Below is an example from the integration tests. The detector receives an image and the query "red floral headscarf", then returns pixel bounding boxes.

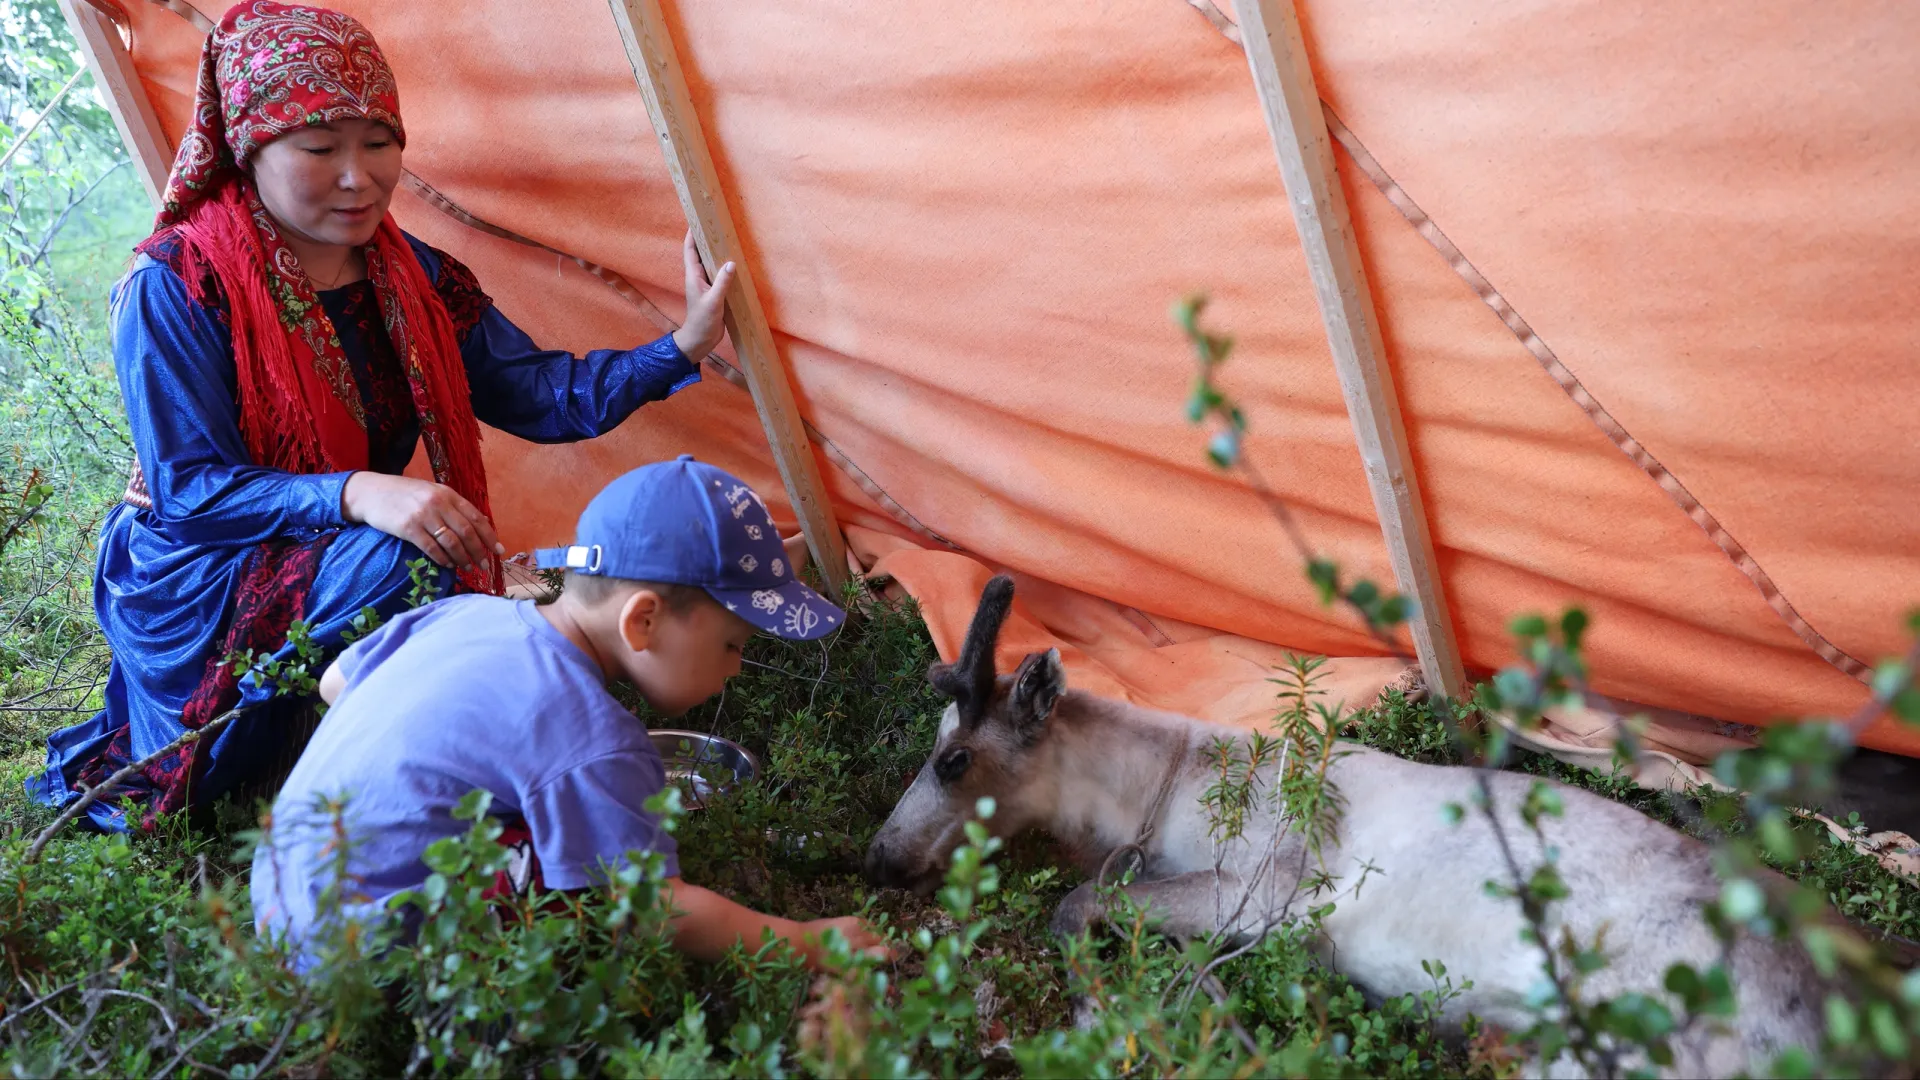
[139,0,496,592]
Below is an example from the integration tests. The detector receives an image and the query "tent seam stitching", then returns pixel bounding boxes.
[1319,108,1871,684]
[1183,0,1870,684]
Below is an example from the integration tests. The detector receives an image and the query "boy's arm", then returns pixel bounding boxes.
[520,752,888,970]
[662,876,885,971]
[317,627,382,707]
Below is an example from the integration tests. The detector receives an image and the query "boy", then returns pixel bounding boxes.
[251,455,885,971]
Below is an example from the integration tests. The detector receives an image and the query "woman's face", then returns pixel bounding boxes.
[249,117,401,248]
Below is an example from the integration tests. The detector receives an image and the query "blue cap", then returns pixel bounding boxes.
[534,456,845,641]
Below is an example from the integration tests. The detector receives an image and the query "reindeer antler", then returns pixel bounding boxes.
[929,574,1015,715]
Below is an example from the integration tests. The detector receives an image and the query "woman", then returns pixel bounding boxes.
[27,1,734,831]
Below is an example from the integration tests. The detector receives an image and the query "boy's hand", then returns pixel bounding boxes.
[796,915,892,970]
[670,230,736,363]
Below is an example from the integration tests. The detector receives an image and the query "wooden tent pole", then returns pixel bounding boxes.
[55,0,172,208]
[1234,0,1468,702]
[606,0,851,598]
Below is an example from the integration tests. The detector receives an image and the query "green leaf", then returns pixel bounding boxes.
[453,788,494,822]
[1185,385,1208,424]
[1699,965,1737,1017]
[1172,294,1203,334]
[1824,995,1858,1045]
[1770,1046,1815,1080]
[1798,925,1839,978]
[1865,1000,1907,1058]
[1526,637,1555,667]
[1370,595,1408,626]
[1871,660,1912,700]
[1664,963,1701,1003]
[1209,429,1241,467]
[1601,992,1675,1042]
[1758,812,1802,862]
[1526,864,1569,902]
[1522,782,1565,827]
[1347,579,1380,608]
[1892,686,1920,726]
[1559,608,1589,650]
[421,840,464,875]
[1306,559,1340,606]
[1509,613,1548,639]
[1483,723,1512,766]
[1719,879,1765,923]
[1491,668,1535,713]
[1441,802,1464,826]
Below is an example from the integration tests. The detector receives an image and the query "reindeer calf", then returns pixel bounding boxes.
[866,576,1834,1078]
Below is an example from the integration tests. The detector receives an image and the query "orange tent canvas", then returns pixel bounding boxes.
[90,0,1920,766]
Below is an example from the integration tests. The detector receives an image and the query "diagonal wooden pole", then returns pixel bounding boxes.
[1234,0,1468,702]
[55,0,172,208]
[606,0,851,599]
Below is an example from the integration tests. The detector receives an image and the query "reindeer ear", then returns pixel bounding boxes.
[927,661,966,700]
[1008,648,1065,740]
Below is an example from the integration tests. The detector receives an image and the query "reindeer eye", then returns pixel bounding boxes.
[934,747,972,784]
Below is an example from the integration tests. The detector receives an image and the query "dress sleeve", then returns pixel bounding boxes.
[419,241,703,445]
[112,263,351,546]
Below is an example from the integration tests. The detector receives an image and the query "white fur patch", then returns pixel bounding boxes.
[936,702,962,743]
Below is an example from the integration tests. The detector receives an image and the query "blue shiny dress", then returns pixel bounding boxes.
[27,234,698,831]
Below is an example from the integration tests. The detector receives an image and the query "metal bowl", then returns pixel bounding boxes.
[649,729,760,808]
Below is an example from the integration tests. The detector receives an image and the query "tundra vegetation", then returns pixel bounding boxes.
[3,4,1918,1074]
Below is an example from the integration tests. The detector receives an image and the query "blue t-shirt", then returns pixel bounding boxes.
[250,594,678,966]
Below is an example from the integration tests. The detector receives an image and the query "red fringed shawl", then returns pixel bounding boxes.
[137,0,497,592]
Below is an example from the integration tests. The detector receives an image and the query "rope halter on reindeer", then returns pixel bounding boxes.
[929,573,1191,890]
[1098,740,1189,889]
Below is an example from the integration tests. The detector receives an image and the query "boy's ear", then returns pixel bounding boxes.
[1007,648,1065,743]
[616,588,666,652]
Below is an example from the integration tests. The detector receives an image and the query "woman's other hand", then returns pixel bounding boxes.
[669,230,735,362]
[782,531,810,576]
[341,472,503,570]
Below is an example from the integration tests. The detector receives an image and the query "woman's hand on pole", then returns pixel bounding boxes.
[669,229,735,363]
[341,472,503,571]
